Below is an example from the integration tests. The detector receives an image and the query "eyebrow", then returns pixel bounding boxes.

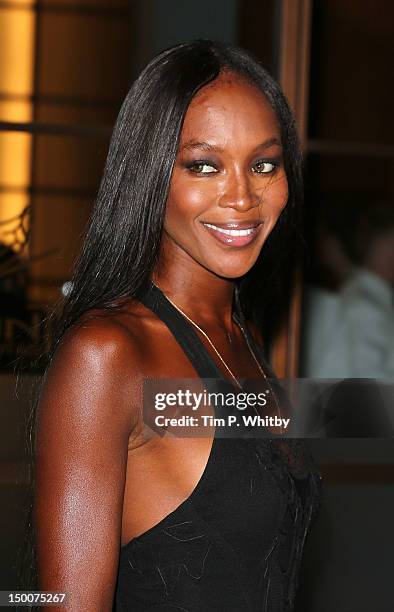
[180,137,282,152]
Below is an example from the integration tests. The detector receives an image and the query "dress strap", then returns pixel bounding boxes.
[139,280,275,385]
[232,287,275,378]
[139,281,226,381]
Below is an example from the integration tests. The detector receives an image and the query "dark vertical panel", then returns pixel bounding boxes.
[238,0,277,74]
[308,0,394,144]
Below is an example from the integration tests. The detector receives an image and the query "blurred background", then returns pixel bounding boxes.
[0,1,393,610]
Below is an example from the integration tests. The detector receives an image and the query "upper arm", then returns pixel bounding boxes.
[34,317,141,611]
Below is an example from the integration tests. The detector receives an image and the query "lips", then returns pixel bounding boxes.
[201,221,262,247]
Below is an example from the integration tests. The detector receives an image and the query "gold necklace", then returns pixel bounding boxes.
[151,281,283,428]
[154,282,242,389]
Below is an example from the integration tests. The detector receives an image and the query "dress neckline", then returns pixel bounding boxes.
[140,280,263,390]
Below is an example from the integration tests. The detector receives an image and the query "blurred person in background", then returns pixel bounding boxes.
[302,202,394,379]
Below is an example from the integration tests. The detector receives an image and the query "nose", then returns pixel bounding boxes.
[217,168,261,212]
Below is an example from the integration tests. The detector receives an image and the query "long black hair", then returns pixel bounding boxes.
[52,37,303,352]
[20,39,303,598]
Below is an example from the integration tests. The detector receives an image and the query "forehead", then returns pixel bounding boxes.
[179,72,280,145]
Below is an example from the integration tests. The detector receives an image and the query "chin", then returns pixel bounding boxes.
[206,257,259,280]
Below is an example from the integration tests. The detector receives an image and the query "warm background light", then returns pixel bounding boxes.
[0,3,36,252]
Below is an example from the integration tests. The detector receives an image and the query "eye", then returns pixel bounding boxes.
[252,160,278,174]
[186,160,218,174]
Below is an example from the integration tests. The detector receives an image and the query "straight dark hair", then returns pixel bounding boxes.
[51,37,303,354]
[20,39,304,599]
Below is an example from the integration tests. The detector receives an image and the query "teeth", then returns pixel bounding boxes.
[204,223,256,236]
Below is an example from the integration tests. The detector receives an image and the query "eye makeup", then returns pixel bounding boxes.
[185,159,218,174]
[252,157,282,174]
[182,156,282,175]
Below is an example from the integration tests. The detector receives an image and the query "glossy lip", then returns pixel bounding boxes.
[200,220,263,247]
[201,220,262,229]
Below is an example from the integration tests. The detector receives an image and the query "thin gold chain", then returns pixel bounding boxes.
[235,316,283,427]
[154,283,243,389]
[151,281,283,430]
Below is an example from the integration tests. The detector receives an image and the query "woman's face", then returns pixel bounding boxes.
[162,71,289,279]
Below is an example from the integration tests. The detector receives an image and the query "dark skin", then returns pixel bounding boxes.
[34,71,288,610]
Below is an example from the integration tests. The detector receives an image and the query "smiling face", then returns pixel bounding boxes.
[161,71,289,280]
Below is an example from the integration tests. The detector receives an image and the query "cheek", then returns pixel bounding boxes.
[164,174,212,230]
[263,173,289,215]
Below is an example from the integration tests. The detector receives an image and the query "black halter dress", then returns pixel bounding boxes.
[114,283,322,611]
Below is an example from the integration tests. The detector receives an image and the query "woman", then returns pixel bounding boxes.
[34,40,321,611]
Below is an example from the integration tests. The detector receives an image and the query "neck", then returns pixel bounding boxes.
[151,257,236,334]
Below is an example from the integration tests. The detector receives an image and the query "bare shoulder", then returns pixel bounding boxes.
[52,298,156,374]
[39,301,154,440]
